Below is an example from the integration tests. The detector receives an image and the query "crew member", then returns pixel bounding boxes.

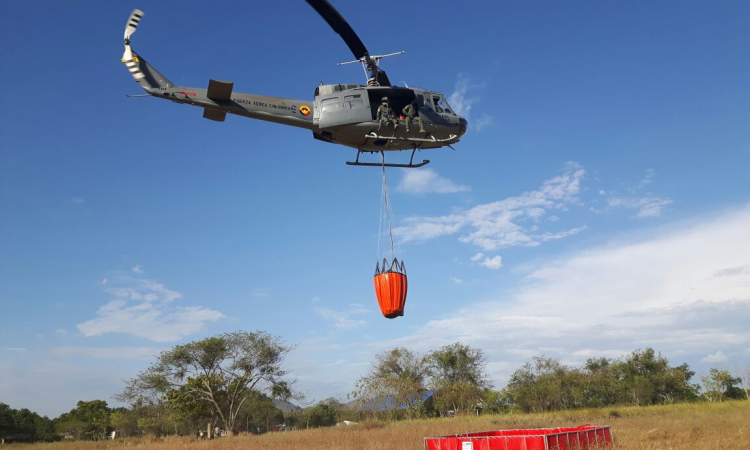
[377,97,399,131]
[402,100,425,133]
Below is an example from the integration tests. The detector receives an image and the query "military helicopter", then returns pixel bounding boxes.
[121,1,468,168]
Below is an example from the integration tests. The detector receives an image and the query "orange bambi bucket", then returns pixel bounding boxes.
[374,258,408,318]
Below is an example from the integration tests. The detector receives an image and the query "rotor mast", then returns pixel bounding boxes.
[337,52,405,86]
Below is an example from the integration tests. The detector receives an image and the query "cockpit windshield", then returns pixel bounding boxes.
[429,94,454,115]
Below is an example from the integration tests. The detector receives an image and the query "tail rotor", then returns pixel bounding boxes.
[122,9,145,80]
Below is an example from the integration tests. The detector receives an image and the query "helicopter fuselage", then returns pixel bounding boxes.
[122,5,467,166]
[139,70,466,152]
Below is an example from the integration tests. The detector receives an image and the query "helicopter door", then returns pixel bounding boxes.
[317,92,372,129]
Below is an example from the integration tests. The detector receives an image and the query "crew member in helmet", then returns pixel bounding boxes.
[377,96,399,131]
[402,100,425,133]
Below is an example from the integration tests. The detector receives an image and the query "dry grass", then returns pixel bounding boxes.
[10,401,749,450]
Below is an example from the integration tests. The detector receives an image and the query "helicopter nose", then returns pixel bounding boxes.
[459,117,468,136]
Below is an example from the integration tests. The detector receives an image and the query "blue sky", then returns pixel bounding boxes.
[1,1,749,417]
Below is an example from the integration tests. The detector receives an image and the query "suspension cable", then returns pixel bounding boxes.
[381,152,396,261]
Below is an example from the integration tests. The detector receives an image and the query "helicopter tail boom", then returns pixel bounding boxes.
[121,9,174,92]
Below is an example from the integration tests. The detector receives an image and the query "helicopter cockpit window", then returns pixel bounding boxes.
[343,94,364,109]
[432,95,454,114]
[321,97,342,113]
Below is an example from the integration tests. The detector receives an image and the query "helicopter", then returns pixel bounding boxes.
[121,1,468,168]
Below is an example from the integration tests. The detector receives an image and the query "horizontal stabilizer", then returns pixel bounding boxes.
[207,79,234,101]
[203,108,226,122]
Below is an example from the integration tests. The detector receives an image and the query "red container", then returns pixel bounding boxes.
[374,271,407,318]
[424,424,612,450]
[374,258,408,319]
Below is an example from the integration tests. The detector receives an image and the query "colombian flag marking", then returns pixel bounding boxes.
[300,105,311,116]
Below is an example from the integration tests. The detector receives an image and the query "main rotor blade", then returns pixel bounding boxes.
[376,71,391,87]
[305,0,368,61]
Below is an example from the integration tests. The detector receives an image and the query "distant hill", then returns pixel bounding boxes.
[273,398,303,413]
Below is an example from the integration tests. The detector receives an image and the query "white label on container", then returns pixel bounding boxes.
[462,442,473,450]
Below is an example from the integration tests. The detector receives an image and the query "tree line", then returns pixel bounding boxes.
[2,330,748,442]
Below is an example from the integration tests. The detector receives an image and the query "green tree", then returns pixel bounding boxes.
[583,357,626,407]
[353,347,430,419]
[0,404,55,442]
[110,408,140,437]
[741,365,750,400]
[611,349,697,405]
[504,356,572,413]
[0,403,12,438]
[427,343,492,415]
[164,376,217,431]
[701,368,744,402]
[237,391,284,433]
[117,331,294,433]
[56,400,111,440]
[304,399,340,428]
[32,415,56,442]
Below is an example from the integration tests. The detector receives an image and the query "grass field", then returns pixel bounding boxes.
[9,401,749,450]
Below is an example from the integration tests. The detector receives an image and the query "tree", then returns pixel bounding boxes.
[163,377,217,432]
[583,357,626,407]
[611,349,697,405]
[0,404,55,443]
[741,365,750,401]
[56,400,111,440]
[701,368,744,402]
[117,331,294,433]
[504,349,696,412]
[504,356,575,413]
[0,403,12,438]
[353,347,430,419]
[427,343,491,415]
[237,391,284,433]
[304,399,340,428]
[110,408,140,437]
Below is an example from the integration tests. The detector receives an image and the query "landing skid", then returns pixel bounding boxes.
[364,132,458,143]
[346,148,430,168]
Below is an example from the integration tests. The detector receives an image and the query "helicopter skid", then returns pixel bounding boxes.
[346,159,430,168]
[346,148,430,168]
[364,132,458,143]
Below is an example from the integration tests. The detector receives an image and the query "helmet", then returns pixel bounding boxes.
[381,97,389,102]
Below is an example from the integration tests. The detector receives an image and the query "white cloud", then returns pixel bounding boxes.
[69,197,84,204]
[480,255,503,270]
[1,348,27,352]
[101,278,108,285]
[448,73,493,129]
[700,351,729,364]
[474,115,494,131]
[450,277,465,285]
[472,253,503,269]
[314,304,370,329]
[396,169,470,195]
[55,329,68,336]
[131,265,144,274]
[607,196,673,218]
[600,169,672,218]
[637,168,655,188]
[77,278,223,342]
[712,265,749,278]
[395,162,586,251]
[252,288,271,298]
[384,206,750,386]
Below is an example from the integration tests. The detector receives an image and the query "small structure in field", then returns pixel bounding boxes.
[424,424,612,450]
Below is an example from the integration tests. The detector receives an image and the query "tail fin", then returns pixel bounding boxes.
[121,9,174,92]
[123,51,174,90]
